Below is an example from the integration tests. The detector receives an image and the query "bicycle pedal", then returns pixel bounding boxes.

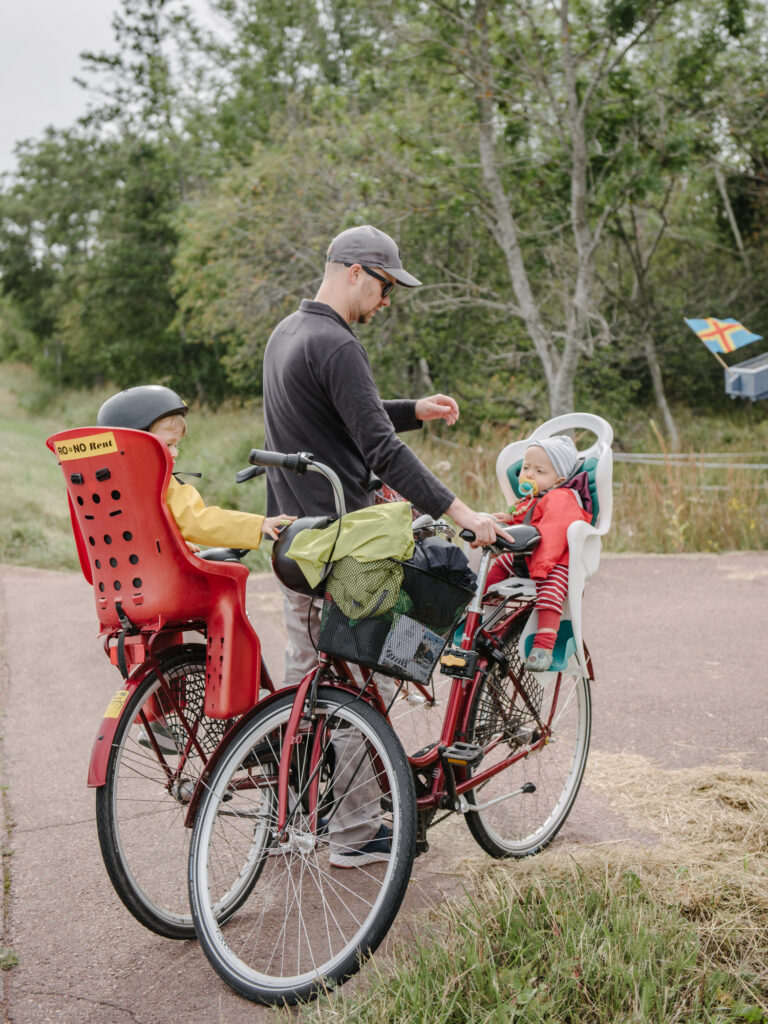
[441,742,484,768]
[439,649,478,678]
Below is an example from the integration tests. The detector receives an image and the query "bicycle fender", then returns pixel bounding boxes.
[87,674,146,788]
[88,640,206,788]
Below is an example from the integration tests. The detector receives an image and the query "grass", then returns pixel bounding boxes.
[0,949,17,972]
[0,364,274,572]
[304,758,768,1024]
[2,362,767,570]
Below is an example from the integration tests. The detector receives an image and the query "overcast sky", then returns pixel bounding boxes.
[0,0,217,177]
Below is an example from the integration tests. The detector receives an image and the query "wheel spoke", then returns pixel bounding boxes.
[95,647,248,939]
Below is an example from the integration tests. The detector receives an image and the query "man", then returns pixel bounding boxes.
[262,224,504,865]
[264,223,501,670]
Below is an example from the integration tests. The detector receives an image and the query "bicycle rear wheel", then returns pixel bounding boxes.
[188,687,417,1005]
[95,645,251,938]
[464,622,591,857]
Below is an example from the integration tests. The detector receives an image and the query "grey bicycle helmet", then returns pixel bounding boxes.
[97,385,188,431]
[271,516,335,596]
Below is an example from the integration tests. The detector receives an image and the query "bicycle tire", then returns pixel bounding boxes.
[95,645,255,938]
[188,687,417,1005]
[464,620,591,857]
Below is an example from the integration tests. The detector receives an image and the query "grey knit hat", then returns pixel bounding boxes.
[528,435,579,482]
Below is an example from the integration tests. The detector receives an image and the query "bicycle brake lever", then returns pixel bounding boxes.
[236,465,266,483]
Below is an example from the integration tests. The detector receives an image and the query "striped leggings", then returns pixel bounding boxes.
[487,556,569,651]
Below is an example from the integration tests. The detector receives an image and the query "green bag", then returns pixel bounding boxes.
[326,557,404,620]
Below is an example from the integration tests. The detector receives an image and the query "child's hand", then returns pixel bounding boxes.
[262,514,297,540]
[185,540,201,553]
[491,512,513,524]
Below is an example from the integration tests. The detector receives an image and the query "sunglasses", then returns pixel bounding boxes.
[345,263,396,298]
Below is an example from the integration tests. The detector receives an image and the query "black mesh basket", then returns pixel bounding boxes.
[317,557,474,684]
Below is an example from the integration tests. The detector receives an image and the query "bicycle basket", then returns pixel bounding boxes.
[317,557,474,684]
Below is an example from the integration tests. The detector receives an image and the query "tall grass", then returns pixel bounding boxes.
[405,411,768,555]
[1,362,766,571]
[304,760,768,1024]
[308,870,761,1024]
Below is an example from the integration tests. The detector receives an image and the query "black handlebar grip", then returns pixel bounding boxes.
[248,449,312,474]
[236,465,266,483]
[459,527,530,553]
[249,448,287,468]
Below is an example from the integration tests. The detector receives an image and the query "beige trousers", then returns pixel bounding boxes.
[277,583,397,849]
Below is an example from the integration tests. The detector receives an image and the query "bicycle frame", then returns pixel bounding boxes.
[261,542,591,842]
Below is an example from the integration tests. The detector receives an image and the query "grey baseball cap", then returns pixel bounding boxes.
[326,224,422,288]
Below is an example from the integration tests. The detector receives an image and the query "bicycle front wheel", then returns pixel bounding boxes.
[188,687,417,1005]
[95,645,244,938]
[464,623,591,857]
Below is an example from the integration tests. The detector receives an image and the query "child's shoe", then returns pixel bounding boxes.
[524,648,553,672]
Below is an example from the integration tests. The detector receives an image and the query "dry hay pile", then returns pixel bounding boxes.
[483,751,768,1000]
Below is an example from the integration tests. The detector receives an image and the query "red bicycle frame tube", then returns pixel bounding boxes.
[276,657,387,835]
[409,600,563,810]
[88,630,185,787]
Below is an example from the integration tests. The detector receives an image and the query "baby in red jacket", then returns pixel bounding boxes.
[489,435,591,672]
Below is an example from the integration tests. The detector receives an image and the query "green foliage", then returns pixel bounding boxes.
[0,295,36,362]
[4,0,768,428]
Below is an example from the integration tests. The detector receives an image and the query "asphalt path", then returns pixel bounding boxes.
[0,552,766,1023]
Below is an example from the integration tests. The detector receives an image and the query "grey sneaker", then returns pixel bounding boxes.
[524,647,553,672]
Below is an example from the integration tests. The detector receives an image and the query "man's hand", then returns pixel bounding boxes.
[444,498,510,547]
[414,393,459,426]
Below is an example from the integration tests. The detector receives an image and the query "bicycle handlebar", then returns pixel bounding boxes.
[459,524,541,554]
[248,449,346,518]
[235,465,266,483]
[248,448,311,473]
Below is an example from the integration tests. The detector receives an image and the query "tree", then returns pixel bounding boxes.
[373,0,752,416]
[0,0,230,396]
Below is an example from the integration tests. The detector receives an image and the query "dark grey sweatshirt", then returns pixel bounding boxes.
[262,300,455,519]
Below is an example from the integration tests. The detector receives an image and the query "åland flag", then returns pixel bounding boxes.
[684,317,762,355]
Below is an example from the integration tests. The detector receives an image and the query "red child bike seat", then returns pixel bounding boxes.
[46,426,261,717]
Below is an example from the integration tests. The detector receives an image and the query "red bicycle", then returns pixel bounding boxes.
[46,426,275,939]
[187,450,594,1005]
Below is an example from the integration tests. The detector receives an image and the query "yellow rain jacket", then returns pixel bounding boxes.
[166,476,265,549]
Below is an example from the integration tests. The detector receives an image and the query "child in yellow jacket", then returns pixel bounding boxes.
[150,412,294,550]
[97,385,294,550]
